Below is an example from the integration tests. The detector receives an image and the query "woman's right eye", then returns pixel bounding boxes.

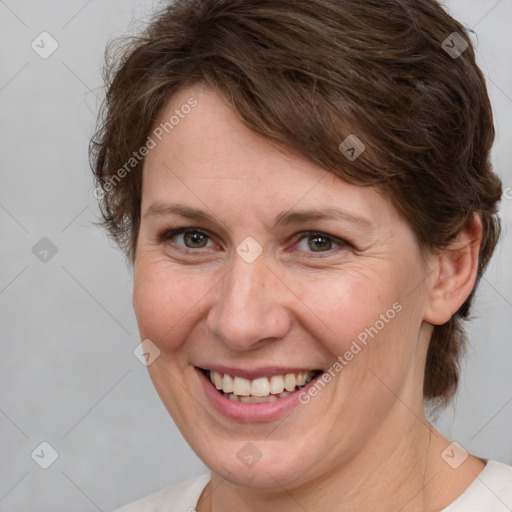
[160,228,216,250]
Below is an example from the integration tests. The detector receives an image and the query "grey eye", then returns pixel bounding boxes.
[296,233,341,253]
[165,229,213,249]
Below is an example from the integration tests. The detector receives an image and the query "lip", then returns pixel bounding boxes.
[197,365,322,380]
[196,367,323,423]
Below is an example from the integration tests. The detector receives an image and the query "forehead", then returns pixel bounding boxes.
[141,84,396,229]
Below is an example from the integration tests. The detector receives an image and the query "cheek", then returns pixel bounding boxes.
[132,262,209,352]
[296,266,419,395]
[293,268,398,355]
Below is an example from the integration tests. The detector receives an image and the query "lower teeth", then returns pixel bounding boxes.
[223,390,295,403]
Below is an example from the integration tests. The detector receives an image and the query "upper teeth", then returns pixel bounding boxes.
[208,370,315,397]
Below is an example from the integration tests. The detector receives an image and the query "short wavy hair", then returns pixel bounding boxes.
[90,0,502,408]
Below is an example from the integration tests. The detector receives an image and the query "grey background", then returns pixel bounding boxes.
[0,0,511,510]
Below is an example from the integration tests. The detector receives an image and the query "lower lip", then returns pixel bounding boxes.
[196,368,322,423]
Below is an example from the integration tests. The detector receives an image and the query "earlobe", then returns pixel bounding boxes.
[423,214,483,326]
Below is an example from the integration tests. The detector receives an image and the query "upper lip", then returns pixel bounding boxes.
[197,365,323,380]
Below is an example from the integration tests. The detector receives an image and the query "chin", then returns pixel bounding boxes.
[195,432,331,491]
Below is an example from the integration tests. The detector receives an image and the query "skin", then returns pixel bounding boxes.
[132,82,486,511]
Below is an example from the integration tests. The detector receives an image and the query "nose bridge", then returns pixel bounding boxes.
[206,253,290,350]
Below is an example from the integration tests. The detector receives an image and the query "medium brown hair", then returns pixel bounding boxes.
[90,0,502,408]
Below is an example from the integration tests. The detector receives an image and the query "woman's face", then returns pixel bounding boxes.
[133,83,435,489]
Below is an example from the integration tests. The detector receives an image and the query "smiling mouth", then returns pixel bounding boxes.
[201,369,323,403]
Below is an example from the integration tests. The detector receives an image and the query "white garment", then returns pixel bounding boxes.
[114,459,512,511]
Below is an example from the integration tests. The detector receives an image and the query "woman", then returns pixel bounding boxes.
[90,0,512,510]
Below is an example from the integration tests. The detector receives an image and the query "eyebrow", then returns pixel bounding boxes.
[142,203,374,231]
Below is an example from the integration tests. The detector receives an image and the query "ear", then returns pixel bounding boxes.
[423,213,483,326]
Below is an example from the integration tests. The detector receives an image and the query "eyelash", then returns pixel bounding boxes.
[158,227,351,256]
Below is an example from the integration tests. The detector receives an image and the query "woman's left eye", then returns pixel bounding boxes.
[294,232,348,254]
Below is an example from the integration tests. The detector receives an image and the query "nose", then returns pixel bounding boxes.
[206,253,292,352]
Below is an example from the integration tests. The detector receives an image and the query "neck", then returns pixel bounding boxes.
[199,405,484,512]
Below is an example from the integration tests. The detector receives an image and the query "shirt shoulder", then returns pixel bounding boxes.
[442,459,512,511]
[114,473,211,512]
